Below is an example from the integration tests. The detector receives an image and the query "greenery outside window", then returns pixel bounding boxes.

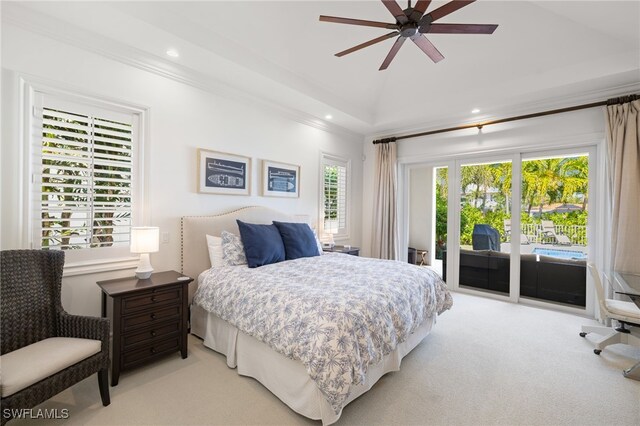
[321,154,350,239]
[32,94,139,262]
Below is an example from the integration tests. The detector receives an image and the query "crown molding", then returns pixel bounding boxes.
[367,79,640,142]
[2,4,364,140]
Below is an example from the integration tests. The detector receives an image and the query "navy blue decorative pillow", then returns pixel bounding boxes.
[273,221,320,260]
[236,220,285,268]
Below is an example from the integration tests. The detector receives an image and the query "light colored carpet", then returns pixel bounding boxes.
[10,292,640,425]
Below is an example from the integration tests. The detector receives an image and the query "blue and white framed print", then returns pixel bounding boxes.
[198,149,251,195]
[262,160,300,198]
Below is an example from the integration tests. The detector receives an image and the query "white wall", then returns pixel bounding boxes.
[408,167,433,255]
[1,24,364,316]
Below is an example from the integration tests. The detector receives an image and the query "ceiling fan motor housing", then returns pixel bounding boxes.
[400,22,418,37]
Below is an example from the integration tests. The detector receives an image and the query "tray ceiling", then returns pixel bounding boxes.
[5,1,640,136]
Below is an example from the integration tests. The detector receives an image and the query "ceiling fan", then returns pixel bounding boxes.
[319,0,498,70]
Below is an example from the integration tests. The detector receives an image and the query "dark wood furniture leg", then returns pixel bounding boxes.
[111,297,121,386]
[98,368,110,406]
[181,288,188,359]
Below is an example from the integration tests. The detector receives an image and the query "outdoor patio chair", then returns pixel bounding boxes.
[504,219,530,244]
[540,220,571,245]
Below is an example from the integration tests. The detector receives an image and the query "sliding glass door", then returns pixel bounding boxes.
[405,145,595,315]
[455,160,512,295]
[519,152,589,308]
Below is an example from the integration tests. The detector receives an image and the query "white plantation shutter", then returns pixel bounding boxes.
[37,101,134,251]
[321,154,350,238]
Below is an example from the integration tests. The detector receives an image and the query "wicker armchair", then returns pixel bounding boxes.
[0,250,110,425]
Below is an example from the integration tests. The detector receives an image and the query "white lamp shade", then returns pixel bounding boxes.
[130,227,159,253]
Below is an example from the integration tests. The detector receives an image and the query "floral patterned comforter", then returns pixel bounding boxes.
[193,253,452,413]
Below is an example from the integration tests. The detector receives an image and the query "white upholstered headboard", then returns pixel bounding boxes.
[181,206,299,301]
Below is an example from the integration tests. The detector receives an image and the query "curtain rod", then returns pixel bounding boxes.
[372,93,639,144]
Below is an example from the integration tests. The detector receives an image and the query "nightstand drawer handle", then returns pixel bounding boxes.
[150,348,156,354]
[150,296,156,302]
[150,331,156,337]
[150,313,156,320]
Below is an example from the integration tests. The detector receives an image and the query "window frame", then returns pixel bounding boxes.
[21,77,148,276]
[319,152,351,241]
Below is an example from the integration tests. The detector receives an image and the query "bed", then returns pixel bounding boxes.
[181,206,452,425]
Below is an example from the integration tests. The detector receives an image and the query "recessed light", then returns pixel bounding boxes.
[166,49,179,58]
[325,114,333,120]
[471,108,480,114]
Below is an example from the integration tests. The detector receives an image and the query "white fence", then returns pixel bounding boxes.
[520,224,587,246]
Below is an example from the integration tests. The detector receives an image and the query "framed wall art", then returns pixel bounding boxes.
[261,160,300,198]
[197,149,251,195]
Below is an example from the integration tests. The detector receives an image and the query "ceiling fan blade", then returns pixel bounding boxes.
[381,0,409,24]
[425,23,498,34]
[335,32,399,57]
[319,15,398,30]
[411,35,444,63]
[429,0,476,22]
[409,0,432,21]
[379,36,406,70]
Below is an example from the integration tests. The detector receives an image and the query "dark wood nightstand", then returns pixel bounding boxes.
[97,270,192,386]
[323,245,360,256]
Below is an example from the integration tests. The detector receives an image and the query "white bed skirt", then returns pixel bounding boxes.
[191,304,436,425]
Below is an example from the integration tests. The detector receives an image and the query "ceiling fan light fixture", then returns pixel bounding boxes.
[325,114,333,120]
[166,49,179,58]
[471,108,481,114]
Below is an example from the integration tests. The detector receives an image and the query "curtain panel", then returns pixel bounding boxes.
[371,142,399,260]
[606,99,640,274]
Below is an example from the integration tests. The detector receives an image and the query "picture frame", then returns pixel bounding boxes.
[197,149,251,195]
[261,160,300,198]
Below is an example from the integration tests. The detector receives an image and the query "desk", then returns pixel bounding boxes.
[614,271,640,309]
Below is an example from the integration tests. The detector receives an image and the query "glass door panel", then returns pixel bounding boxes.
[457,160,512,294]
[433,167,448,278]
[520,154,589,307]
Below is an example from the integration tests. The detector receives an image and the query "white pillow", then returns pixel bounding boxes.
[311,228,324,255]
[206,234,225,267]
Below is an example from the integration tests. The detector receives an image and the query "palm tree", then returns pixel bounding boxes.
[559,156,588,209]
[522,159,562,215]
[461,164,494,211]
[491,162,512,214]
[521,157,589,215]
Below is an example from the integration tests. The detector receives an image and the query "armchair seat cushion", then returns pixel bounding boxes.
[0,337,101,397]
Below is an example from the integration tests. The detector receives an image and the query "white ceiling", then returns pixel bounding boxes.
[6,1,640,136]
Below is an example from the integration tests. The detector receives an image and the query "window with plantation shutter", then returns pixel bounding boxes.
[35,97,137,253]
[321,154,350,238]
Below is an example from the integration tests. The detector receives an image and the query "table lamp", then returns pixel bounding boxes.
[130,227,159,279]
[319,231,335,249]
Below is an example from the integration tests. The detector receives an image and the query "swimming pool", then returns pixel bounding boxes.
[532,248,587,260]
